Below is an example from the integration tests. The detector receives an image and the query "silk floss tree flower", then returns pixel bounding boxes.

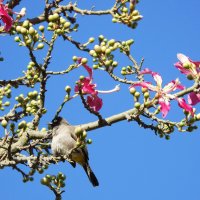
[175,53,200,106]
[130,68,194,118]
[0,0,26,32]
[75,58,120,112]
[0,0,13,31]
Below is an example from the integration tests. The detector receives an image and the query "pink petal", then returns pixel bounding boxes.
[130,81,157,91]
[177,53,190,64]
[140,68,162,87]
[77,57,93,79]
[0,4,13,31]
[177,98,194,116]
[163,79,185,93]
[188,92,200,106]
[87,95,103,112]
[74,77,97,95]
[158,97,170,118]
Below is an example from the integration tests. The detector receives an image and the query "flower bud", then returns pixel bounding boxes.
[65,86,71,93]
[87,139,92,144]
[129,87,136,94]
[81,58,88,64]
[21,27,28,35]
[37,43,44,49]
[14,36,21,42]
[134,102,141,109]
[89,37,95,43]
[39,25,45,32]
[28,27,35,35]
[72,56,77,62]
[1,119,8,128]
[94,45,102,54]
[64,22,71,29]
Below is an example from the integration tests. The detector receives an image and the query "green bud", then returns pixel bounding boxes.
[82,131,87,139]
[40,177,50,185]
[134,91,140,98]
[129,87,136,94]
[101,46,107,53]
[196,113,200,120]
[112,61,118,67]
[98,35,104,41]
[79,75,85,80]
[87,139,92,144]
[21,27,28,35]
[60,17,66,24]
[64,22,71,29]
[89,50,96,56]
[187,74,194,80]
[22,20,29,28]
[16,26,22,33]
[81,58,88,64]
[105,60,111,67]
[29,27,36,36]
[144,92,150,99]
[93,64,99,69]
[14,36,21,42]
[65,86,71,93]
[1,119,8,128]
[94,45,102,54]
[37,43,44,49]
[4,101,10,106]
[89,37,95,43]
[134,102,141,109]
[183,62,191,69]
[108,39,115,46]
[112,18,117,23]
[53,13,59,20]
[29,61,35,66]
[18,120,27,129]
[73,56,77,62]
[39,25,45,32]
[105,48,111,55]
[38,168,44,174]
[48,15,54,22]
[126,39,134,46]
[121,70,126,75]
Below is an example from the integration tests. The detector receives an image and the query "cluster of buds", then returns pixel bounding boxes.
[15,90,46,116]
[14,20,44,50]
[112,1,142,28]
[89,36,135,72]
[89,35,120,72]
[23,61,41,86]
[0,84,11,111]
[47,13,71,35]
[121,65,134,75]
[41,172,66,189]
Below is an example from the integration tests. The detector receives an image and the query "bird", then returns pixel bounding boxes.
[50,116,99,187]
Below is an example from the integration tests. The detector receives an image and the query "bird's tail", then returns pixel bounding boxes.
[82,163,99,187]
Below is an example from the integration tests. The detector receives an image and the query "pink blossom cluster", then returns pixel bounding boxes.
[130,54,200,118]
[75,58,120,112]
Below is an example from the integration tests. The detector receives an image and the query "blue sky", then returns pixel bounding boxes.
[1,0,200,200]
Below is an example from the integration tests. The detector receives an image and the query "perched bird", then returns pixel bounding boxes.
[50,116,99,187]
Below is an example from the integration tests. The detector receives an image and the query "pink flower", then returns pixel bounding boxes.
[130,68,193,117]
[188,92,200,106]
[75,58,120,112]
[0,1,13,31]
[174,53,200,78]
[175,53,200,107]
